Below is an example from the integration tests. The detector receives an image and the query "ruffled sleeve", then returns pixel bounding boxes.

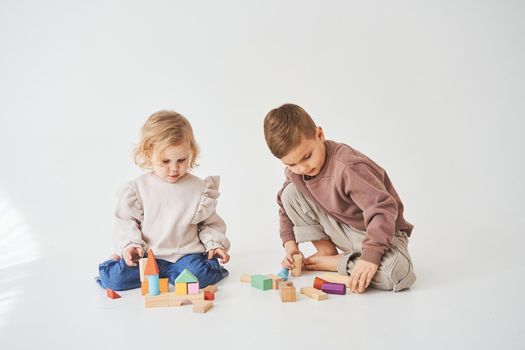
[112,181,147,256]
[192,176,231,252]
[191,176,220,224]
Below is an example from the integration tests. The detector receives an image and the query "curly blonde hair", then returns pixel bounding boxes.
[133,110,199,169]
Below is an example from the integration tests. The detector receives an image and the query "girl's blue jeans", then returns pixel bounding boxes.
[97,253,228,291]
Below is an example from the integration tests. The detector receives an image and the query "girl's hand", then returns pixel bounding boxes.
[207,248,230,264]
[123,246,144,267]
[282,240,304,270]
[349,259,378,293]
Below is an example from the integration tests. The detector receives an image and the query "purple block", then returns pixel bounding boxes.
[321,282,346,295]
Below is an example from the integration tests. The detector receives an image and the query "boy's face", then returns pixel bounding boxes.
[280,127,326,177]
[151,144,190,183]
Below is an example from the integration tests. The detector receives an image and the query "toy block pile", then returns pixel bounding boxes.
[138,249,216,313]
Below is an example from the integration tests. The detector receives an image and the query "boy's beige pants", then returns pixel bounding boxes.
[281,183,416,292]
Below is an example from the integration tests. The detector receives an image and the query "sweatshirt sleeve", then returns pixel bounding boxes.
[343,163,398,265]
[191,176,230,252]
[277,170,295,245]
[112,182,146,257]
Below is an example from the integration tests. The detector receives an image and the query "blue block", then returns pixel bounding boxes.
[147,274,160,295]
[277,268,289,281]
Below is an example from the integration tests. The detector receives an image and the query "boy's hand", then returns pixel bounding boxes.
[207,248,230,264]
[123,246,144,267]
[349,259,378,293]
[282,240,304,270]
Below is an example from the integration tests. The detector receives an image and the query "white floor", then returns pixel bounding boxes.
[1,244,523,350]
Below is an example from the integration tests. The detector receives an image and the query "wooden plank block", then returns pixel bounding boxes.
[145,293,170,308]
[266,274,283,290]
[193,300,213,313]
[159,278,169,293]
[318,273,351,288]
[168,291,205,306]
[321,282,346,295]
[139,258,147,282]
[240,274,251,283]
[291,254,302,277]
[301,287,328,301]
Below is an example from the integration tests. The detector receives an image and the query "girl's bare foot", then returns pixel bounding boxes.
[109,254,121,261]
[304,254,341,271]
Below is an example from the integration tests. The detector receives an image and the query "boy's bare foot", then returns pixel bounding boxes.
[304,254,341,272]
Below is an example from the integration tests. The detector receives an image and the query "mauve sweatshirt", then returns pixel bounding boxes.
[277,140,413,265]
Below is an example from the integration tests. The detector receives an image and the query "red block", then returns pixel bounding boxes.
[204,291,215,301]
[106,288,121,299]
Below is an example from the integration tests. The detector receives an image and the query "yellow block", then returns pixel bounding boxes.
[175,282,187,295]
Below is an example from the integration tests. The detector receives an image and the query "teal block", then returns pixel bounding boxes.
[251,275,272,291]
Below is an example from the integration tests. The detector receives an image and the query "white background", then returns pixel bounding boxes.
[1,1,524,349]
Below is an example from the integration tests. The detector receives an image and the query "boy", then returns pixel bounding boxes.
[263,104,416,293]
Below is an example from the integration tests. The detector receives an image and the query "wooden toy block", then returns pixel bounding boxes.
[279,283,297,303]
[313,277,328,290]
[144,249,159,275]
[321,282,346,295]
[301,287,328,301]
[145,291,204,308]
[106,288,121,299]
[145,293,170,308]
[141,280,149,296]
[187,282,200,294]
[174,269,198,283]
[251,275,273,291]
[240,274,251,283]
[266,274,283,290]
[202,285,218,293]
[147,274,160,296]
[159,278,169,293]
[193,300,214,313]
[318,273,351,288]
[276,268,289,281]
[138,258,147,282]
[175,282,187,295]
[291,254,302,277]
[204,291,215,300]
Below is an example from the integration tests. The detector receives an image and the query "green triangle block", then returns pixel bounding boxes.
[174,268,198,283]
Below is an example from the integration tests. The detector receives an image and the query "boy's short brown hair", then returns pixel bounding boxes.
[263,103,317,158]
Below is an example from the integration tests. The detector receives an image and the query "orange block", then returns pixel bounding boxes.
[313,277,328,290]
[144,249,159,275]
[159,278,169,293]
[141,280,149,296]
[204,291,215,300]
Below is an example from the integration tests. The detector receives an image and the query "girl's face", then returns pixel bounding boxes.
[151,144,190,183]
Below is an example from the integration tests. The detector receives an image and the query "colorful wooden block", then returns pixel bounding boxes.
[147,274,160,296]
[266,274,283,290]
[145,291,204,308]
[175,282,187,295]
[318,273,351,288]
[141,280,149,296]
[291,254,302,277]
[144,249,159,275]
[301,287,328,301]
[276,268,289,281]
[175,269,198,283]
[313,277,328,290]
[204,291,215,300]
[321,282,346,295]
[240,274,251,283]
[251,275,273,291]
[193,300,213,313]
[106,288,121,299]
[187,282,200,294]
[159,278,169,293]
